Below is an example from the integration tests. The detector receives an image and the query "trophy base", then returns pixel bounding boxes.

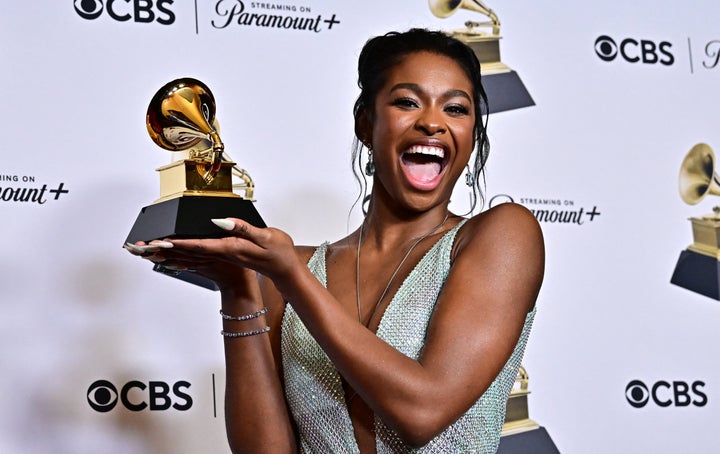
[449,33,535,114]
[497,426,560,454]
[504,392,530,425]
[152,263,221,291]
[671,248,720,300]
[125,195,266,291]
[483,70,535,114]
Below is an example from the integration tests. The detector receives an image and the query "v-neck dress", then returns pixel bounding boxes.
[280,221,536,453]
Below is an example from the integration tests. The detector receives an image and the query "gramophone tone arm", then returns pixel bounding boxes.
[203,131,224,184]
[232,166,255,200]
[465,0,500,35]
[475,1,500,29]
[464,19,501,35]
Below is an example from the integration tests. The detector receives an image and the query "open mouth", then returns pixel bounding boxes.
[401,145,447,186]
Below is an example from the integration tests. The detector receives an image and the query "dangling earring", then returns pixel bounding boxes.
[465,164,477,216]
[465,164,474,187]
[365,148,375,176]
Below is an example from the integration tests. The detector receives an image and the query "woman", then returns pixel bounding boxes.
[127,29,544,453]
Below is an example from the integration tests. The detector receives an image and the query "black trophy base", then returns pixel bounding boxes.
[498,427,560,454]
[671,249,720,300]
[125,196,266,291]
[483,70,535,114]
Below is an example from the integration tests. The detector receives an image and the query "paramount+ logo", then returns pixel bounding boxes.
[73,0,175,25]
[594,35,674,66]
[87,379,192,412]
[625,379,707,409]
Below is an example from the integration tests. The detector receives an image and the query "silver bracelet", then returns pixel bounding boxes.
[221,326,271,338]
[220,307,268,321]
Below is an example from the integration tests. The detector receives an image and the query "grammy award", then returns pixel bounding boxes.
[671,143,720,300]
[429,0,534,114]
[497,366,559,454]
[125,78,265,290]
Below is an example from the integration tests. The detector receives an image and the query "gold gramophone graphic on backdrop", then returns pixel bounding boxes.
[502,365,539,435]
[497,366,559,452]
[125,78,265,290]
[671,143,720,300]
[429,0,534,113]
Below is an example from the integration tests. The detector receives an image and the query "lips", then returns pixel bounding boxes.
[400,144,447,190]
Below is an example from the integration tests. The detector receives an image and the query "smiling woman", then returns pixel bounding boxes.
[126,28,545,453]
[357,51,477,206]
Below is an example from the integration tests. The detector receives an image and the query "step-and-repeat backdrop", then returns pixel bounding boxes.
[2,1,719,452]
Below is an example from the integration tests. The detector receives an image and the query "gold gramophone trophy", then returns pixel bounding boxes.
[125,78,265,290]
[497,366,559,453]
[429,0,534,113]
[671,143,720,300]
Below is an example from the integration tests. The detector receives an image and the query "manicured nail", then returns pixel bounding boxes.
[148,241,174,249]
[212,218,235,231]
[124,243,144,254]
[161,265,187,271]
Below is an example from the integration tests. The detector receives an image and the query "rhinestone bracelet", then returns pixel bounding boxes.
[220,307,268,321]
[221,326,271,338]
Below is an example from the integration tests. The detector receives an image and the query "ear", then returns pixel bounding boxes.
[354,108,372,148]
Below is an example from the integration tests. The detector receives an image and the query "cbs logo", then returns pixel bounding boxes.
[595,35,674,65]
[74,0,175,25]
[87,379,192,412]
[625,379,707,408]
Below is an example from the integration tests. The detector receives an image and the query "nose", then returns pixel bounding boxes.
[415,107,446,135]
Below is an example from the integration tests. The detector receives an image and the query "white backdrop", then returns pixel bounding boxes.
[2,1,719,452]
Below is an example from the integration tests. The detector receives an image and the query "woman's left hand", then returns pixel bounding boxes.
[125,218,300,290]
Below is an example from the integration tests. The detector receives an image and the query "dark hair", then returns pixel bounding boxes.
[351,28,490,214]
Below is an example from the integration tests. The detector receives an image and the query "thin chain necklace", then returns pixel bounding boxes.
[355,212,450,326]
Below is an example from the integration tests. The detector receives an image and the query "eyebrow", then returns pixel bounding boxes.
[389,83,472,102]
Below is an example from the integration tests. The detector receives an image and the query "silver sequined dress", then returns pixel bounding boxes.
[281,221,536,453]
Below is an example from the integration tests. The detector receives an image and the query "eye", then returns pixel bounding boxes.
[444,103,470,116]
[391,97,419,109]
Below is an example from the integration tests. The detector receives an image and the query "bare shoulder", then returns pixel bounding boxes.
[455,202,544,256]
[452,203,544,312]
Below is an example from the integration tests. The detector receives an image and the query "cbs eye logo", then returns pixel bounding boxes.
[87,379,192,412]
[87,380,118,412]
[73,0,175,25]
[595,35,674,65]
[625,379,707,408]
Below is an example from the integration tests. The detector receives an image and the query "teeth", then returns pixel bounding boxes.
[406,145,444,158]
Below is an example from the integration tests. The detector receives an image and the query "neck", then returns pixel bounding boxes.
[360,202,452,249]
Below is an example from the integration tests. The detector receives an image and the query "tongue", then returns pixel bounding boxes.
[405,161,441,183]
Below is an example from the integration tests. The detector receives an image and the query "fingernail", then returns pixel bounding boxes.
[149,241,174,249]
[162,265,187,271]
[211,218,235,231]
[124,243,144,254]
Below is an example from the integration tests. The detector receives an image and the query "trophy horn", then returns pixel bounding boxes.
[146,78,224,184]
[429,0,500,35]
[679,143,720,205]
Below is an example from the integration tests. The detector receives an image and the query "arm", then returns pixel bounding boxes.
[126,239,299,453]
[194,203,543,447]
[220,270,297,453]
